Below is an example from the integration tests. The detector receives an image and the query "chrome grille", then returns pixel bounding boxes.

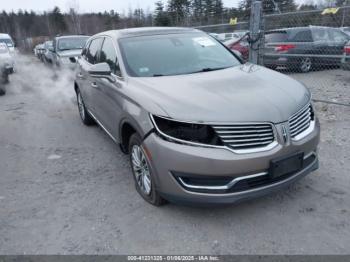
[212,124,275,150]
[289,104,314,138]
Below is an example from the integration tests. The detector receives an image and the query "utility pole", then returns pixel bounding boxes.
[248,0,263,64]
[341,0,349,27]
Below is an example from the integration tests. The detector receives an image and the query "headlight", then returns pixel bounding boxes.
[150,114,223,146]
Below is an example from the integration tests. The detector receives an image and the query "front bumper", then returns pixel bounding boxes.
[143,119,320,205]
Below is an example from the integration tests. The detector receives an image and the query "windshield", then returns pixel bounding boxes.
[45,41,53,48]
[58,37,88,51]
[119,33,241,77]
[0,38,14,47]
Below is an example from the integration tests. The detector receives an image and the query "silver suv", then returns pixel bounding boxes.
[74,27,320,206]
[51,35,89,68]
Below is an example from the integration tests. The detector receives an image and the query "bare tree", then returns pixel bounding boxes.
[66,0,82,34]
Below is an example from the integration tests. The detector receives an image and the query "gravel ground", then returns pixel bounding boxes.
[0,56,349,255]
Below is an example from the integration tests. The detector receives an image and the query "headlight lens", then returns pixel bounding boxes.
[151,115,223,146]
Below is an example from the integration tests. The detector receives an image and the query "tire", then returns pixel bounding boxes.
[0,73,7,96]
[129,133,166,206]
[299,57,312,73]
[0,86,5,96]
[76,89,95,126]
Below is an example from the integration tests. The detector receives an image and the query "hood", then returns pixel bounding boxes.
[128,64,310,123]
[57,49,82,58]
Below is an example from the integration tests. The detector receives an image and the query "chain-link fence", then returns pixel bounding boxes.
[195,4,350,105]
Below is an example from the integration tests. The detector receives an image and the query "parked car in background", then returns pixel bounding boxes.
[0,43,13,95]
[224,36,249,61]
[0,33,15,53]
[0,43,14,74]
[74,27,320,206]
[264,26,350,72]
[34,44,46,61]
[51,35,89,68]
[341,40,350,70]
[43,40,54,64]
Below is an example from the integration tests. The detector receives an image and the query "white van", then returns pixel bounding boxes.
[0,33,15,53]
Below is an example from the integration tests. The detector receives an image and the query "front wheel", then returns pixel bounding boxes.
[76,89,95,125]
[129,133,166,206]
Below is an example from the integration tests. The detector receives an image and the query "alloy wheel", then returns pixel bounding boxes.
[300,57,312,73]
[77,92,85,120]
[131,145,152,195]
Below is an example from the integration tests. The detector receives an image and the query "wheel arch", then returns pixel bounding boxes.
[74,81,79,94]
[119,118,143,154]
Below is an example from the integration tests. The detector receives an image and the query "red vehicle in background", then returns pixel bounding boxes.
[224,36,250,61]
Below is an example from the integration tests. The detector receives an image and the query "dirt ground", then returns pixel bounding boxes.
[0,55,349,254]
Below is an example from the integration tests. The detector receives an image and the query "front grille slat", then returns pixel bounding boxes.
[291,121,310,136]
[289,104,314,139]
[223,136,274,143]
[213,123,275,151]
[215,129,272,134]
[232,141,273,148]
[289,107,309,122]
[213,125,271,130]
[220,133,273,139]
[290,112,309,126]
[290,116,311,132]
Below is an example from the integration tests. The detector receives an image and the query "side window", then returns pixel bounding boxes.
[86,38,103,64]
[81,41,90,58]
[328,29,348,43]
[292,30,313,42]
[312,28,330,42]
[99,37,121,76]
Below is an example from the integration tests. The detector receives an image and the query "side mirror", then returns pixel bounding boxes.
[89,62,111,75]
[88,62,115,82]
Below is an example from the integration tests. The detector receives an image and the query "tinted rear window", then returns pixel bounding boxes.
[266,29,314,42]
[290,30,313,42]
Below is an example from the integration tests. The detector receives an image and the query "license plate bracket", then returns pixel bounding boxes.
[270,152,304,179]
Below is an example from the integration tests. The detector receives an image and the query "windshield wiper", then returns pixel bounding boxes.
[152,67,231,77]
[59,48,81,51]
[194,66,231,73]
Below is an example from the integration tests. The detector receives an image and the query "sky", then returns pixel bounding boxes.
[0,0,244,13]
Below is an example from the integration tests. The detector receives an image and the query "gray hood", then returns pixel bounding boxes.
[57,49,82,58]
[128,64,311,123]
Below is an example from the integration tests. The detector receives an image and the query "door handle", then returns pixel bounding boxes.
[91,82,98,88]
[77,73,84,79]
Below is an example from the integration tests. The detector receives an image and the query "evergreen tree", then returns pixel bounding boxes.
[154,1,171,26]
[49,6,67,34]
[167,0,191,25]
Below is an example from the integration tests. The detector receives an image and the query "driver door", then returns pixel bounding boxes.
[91,37,125,139]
